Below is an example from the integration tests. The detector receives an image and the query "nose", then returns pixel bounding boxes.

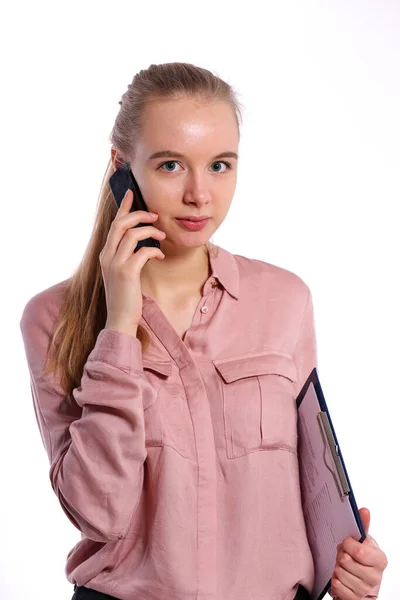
[182,172,212,206]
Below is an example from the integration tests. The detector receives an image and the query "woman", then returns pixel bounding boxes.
[19,62,386,600]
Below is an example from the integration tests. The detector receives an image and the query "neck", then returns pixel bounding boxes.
[140,242,212,302]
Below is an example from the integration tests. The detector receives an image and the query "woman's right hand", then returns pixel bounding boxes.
[100,188,166,336]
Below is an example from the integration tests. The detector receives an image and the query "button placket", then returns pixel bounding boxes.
[200,280,218,315]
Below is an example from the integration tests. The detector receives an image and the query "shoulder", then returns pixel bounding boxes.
[19,278,71,337]
[233,251,311,304]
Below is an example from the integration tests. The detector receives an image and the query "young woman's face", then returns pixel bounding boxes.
[129,96,239,249]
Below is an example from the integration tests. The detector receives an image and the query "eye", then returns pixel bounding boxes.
[159,161,181,173]
[158,160,232,173]
[211,161,231,173]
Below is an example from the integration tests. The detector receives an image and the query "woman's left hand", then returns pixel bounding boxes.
[329,508,388,599]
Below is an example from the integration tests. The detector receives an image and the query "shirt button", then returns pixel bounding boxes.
[117,534,125,539]
[200,306,208,313]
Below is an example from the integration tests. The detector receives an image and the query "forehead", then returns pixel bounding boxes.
[139,97,238,151]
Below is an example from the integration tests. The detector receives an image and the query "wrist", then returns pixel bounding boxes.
[105,322,138,337]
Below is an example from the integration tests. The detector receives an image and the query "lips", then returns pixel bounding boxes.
[174,217,210,231]
[176,216,210,222]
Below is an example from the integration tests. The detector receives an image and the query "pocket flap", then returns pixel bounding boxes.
[142,358,172,377]
[212,351,297,384]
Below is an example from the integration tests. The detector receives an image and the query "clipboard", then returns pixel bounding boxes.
[296,368,366,600]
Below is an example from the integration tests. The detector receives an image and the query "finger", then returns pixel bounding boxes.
[127,245,166,270]
[116,226,165,263]
[333,562,375,598]
[117,188,134,215]
[341,537,378,567]
[104,213,158,261]
[330,575,358,600]
[337,550,381,587]
[366,534,379,548]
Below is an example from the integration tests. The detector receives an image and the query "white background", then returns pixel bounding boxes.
[2,0,398,598]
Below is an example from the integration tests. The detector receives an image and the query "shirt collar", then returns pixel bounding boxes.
[206,241,239,300]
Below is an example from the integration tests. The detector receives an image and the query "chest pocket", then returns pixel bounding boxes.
[142,358,172,448]
[212,351,298,459]
[142,358,195,459]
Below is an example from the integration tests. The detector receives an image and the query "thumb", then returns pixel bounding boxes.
[359,507,371,535]
[359,507,379,546]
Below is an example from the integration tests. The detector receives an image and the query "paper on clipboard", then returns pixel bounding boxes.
[296,369,366,600]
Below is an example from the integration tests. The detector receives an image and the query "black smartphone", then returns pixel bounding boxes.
[109,164,160,253]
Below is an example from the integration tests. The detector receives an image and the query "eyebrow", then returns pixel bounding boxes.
[148,150,239,161]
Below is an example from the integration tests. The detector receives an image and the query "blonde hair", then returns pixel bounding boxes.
[42,62,244,406]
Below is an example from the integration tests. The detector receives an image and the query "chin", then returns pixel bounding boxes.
[161,234,212,250]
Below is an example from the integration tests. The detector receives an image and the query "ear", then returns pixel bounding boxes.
[111,147,123,169]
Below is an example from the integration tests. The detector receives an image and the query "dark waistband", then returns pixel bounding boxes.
[294,584,312,600]
[73,583,312,600]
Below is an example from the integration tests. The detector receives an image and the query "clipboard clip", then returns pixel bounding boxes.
[317,411,350,500]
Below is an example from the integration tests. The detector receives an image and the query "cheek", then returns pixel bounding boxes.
[218,198,234,221]
[142,188,176,216]
[140,173,177,203]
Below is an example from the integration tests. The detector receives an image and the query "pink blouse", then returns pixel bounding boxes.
[19,241,380,600]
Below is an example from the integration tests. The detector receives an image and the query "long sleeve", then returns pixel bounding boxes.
[19,290,156,543]
[292,285,318,398]
[292,288,382,599]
